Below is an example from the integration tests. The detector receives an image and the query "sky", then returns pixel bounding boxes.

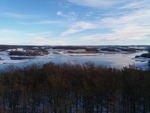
[0,0,150,45]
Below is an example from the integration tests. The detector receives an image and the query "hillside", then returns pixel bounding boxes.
[0,63,150,113]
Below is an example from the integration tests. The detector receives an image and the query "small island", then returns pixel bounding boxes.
[135,52,150,67]
[135,53,150,58]
[8,47,49,60]
[67,48,99,54]
[9,50,48,56]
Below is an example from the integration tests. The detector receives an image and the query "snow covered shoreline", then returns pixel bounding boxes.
[132,56,150,70]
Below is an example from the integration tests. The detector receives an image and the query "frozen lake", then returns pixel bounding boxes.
[0,50,149,71]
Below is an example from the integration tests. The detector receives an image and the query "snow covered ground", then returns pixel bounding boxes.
[132,62,149,70]
[132,57,150,70]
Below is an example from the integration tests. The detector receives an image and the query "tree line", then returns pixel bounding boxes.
[0,62,150,113]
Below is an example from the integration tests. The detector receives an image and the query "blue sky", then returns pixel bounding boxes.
[0,0,150,45]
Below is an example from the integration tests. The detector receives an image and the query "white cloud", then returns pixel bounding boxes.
[121,0,150,9]
[79,7,150,43]
[0,29,18,34]
[61,21,97,36]
[68,12,77,21]
[25,31,53,38]
[1,12,32,19]
[0,30,66,45]
[57,11,77,21]
[35,20,63,24]
[25,32,66,45]
[61,6,150,38]
[92,8,150,41]
[0,29,24,45]
[29,37,66,45]
[57,11,67,17]
[19,20,64,25]
[68,0,123,8]
[81,24,150,42]
[100,9,150,28]
[105,25,150,40]
[86,12,93,17]
[68,0,150,13]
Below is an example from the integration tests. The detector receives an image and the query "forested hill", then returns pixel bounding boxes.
[0,63,150,113]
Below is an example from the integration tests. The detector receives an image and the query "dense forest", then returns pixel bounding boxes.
[9,50,48,56]
[0,62,150,113]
